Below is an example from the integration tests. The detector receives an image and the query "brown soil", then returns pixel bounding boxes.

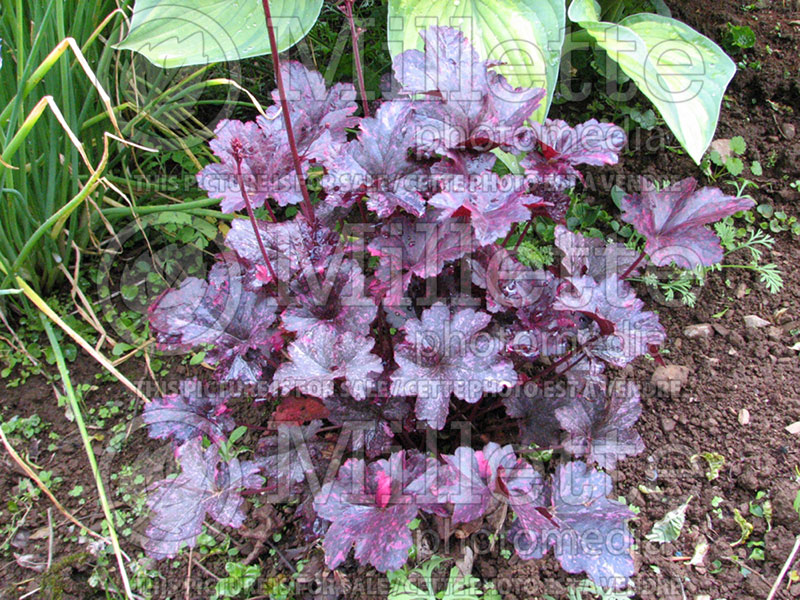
[1,0,799,599]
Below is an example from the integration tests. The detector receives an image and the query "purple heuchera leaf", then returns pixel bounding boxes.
[391,304,517,430]
[271,325,383,400]
[282,258,377,336]
[430,173,545,246]
[554,225,643,281]
[148,276,278,383]
[520,119,626,190]
[143,379,235,445]
[512,462,635,588]
[368,213,472,306]
[313,451,424,572]
[144,440,263,560]
[554,275,666,367]
[322,395,411,458]
[503,382,570,448]
[224,218,338,285]
[197,63,357,211]
[196,119,271,213]
[619,177,754,269]
[322,101,431,217]
[556,381,644,470]
[469,245,553,313]
[392,27,544,154]
[256,420,324,501]
[436,443,518,523]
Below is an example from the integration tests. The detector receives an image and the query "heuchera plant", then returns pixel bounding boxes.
[142,25,752,589]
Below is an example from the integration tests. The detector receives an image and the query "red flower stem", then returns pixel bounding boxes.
[261,0,316,226]
[234,155,278,284]
[533,336,595,382]
[264,201,278,223]
[620,251,646,280]
[339,0,370,117]
[513,221,532,251]
[501,224,518,248]
[356,194,368,223]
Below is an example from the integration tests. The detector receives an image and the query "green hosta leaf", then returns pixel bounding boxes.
[568,0,736,164]
[646,495,692,544]
[387,0,565,122]
[117,0,323,68]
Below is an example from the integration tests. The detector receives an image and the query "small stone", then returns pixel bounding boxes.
[744,315,770,329]
[712,323,730,336]
[736,283,748,299]
[767,326,783,341]
[786,421,800,435]
[661,416,676,432]
[683,324,714,339]
[782,122,796,140]
[651,365,690,396]
[728,331,746,347]
[738,408,750,425]
[767,135,780,143]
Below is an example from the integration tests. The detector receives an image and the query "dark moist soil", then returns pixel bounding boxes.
[2,0,799,598]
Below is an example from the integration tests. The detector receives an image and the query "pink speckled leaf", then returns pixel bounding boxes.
[429,174,544,246]
[554,225,643,281]
[282,258,377,336]
[556,382,644,470]
[313,451,424,572]
[148,275,278,383]
[144,440,263,560]
[554,275,665,367]
[322,101,430,217]
[368,213,472,305]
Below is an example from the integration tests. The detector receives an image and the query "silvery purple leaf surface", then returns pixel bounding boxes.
[313,451,424,572]
[429,173,547,246]
[620,177,754,269]
[322,101,431,217]
[554,225,643,281]
[322,395,410,458]
[554,275,665,367]
[512,461,635,588]
[282,259,377,336]
[143,379,235,445]
[390,304,517,429]
[148,275,278,383]
[520,119,626,189]
[144,440,263,560]
[469,245,553,313]
[556,382,644,470]
[197,62,357,212]
[392,27,544,155]
[368,213,472,306]
[224,218,338,285]
[271,325,383,400]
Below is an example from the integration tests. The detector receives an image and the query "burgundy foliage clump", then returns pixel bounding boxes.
[141,26,750,587]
